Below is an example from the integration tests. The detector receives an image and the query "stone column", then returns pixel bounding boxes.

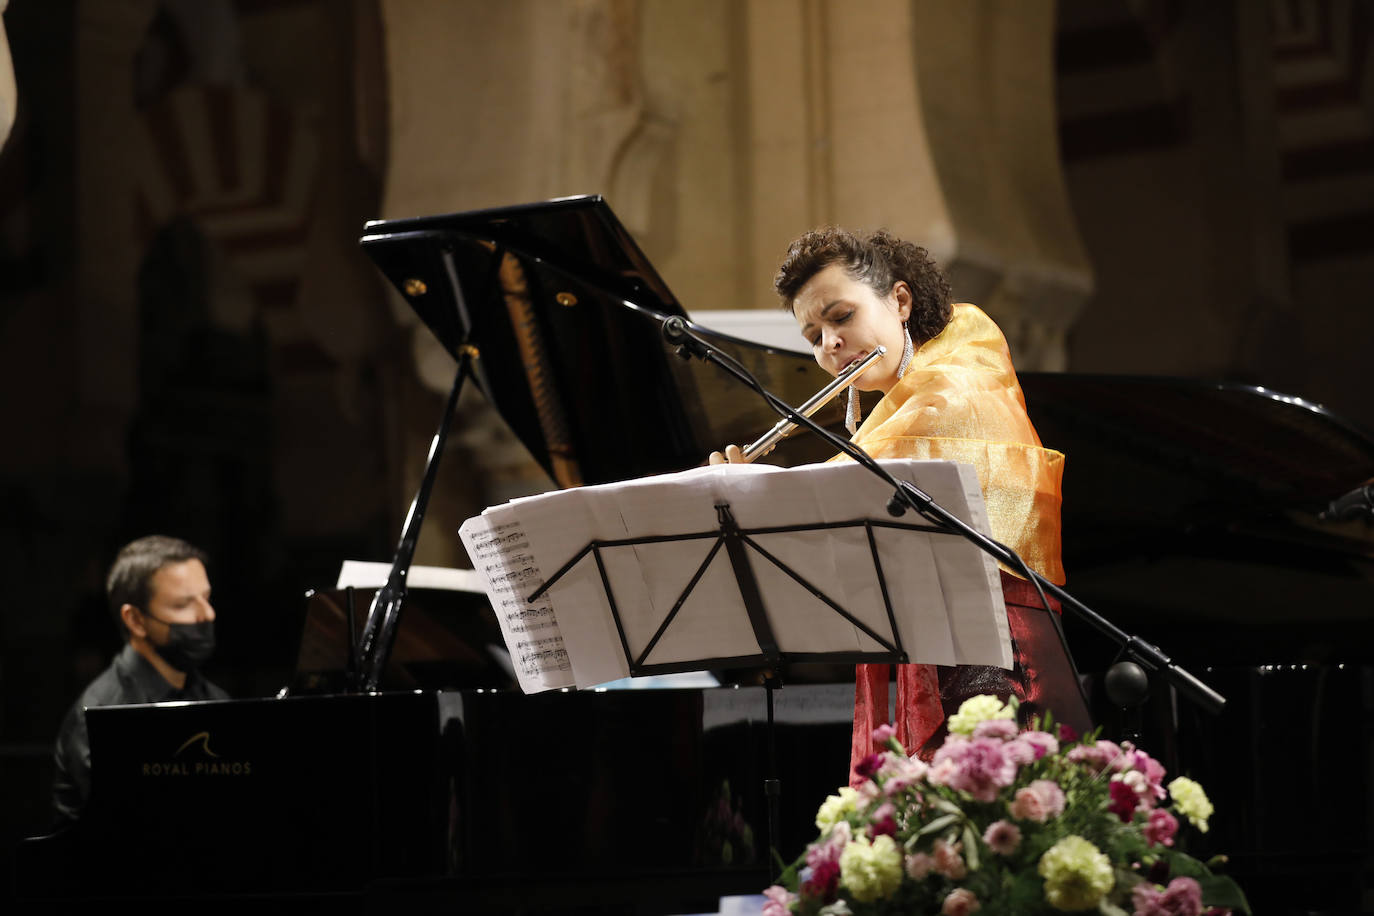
[0,0,15,150]
[742,0,1094,369]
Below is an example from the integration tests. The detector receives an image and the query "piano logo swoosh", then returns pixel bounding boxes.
[173,731,221,758]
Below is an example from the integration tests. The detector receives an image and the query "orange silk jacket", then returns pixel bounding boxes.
[840,303,1065,585]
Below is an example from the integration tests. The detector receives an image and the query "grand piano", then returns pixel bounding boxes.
[15,197,1374,913]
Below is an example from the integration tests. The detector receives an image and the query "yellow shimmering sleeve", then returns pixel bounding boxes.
[836,304,1066,584]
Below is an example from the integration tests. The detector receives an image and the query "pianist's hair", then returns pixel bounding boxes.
[774,227,953,345]
[106,535,208,634]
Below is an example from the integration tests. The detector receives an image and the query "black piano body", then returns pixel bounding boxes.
[20,692,447,900]
[16,680,857,910]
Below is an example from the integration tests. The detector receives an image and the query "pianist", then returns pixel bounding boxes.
[711,226,1090,783]
[49,535,229,827]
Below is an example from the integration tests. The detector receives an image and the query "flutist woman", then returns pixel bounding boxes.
[710,227,1092,786]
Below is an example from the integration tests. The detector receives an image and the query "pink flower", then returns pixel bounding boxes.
[1002,738,1038,767]
[971,718,1019,740]
[929,737,1018,802]
[1009,786,1045,821]
[1009,779,1065,822]
[906,851,934,879]
[873,723,896,745]
[1143,808,1179,847]
[807,821,850,871]
[1067,739,1123,774]
[869,802,898,838]
[854,753,884,780]
[933,838,967,880]
[1122,749,1168,804]
[801,859,839,902]
[942,887,981,916]
[1109,779,1138,821]
[982,819,1022,855]
[1131,877,1203,916]
[802,822,846,901]
[762,885,796,916]
[1018,729,1059,759]
[1058,722,1078,742]
[878,753,928,794]
[803,821,848,899]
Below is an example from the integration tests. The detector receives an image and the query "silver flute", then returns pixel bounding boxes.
[740,345,887,462]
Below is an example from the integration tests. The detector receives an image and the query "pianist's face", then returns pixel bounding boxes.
[142,559,216,631]
[793,263,912,394]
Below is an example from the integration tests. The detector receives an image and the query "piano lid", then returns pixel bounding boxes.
[1021,374,1374,513]
[360,196,842,488]
[1019,372,1374,555]
[1020,372,1374,666]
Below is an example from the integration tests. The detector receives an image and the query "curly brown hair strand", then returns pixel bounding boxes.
[774,227,953,345]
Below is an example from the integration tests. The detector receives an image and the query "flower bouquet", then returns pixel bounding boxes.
[764,695,1250,916]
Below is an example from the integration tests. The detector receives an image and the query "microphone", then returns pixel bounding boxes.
[1318,483,1374,522]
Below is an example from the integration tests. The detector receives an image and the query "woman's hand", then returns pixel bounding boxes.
[708,444,746,465]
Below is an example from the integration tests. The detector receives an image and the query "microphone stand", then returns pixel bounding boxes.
[661,316,1226,717]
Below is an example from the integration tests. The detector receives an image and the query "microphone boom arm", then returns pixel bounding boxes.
[662,314,1227,717]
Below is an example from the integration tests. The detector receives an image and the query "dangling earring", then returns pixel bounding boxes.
[845,386,861,435]
[897,325,914,380]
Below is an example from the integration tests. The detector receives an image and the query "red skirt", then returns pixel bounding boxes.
[848,570,1093,785]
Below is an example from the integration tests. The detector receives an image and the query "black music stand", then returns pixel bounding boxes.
[523,497,1002,880]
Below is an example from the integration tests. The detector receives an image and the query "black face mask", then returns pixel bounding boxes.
[147,619,216,672]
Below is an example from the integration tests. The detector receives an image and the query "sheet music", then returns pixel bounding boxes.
[335,560,486,592]
[458,514,572,692]
[458,459,1010,694]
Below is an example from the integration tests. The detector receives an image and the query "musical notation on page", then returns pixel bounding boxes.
[461,517,573,691]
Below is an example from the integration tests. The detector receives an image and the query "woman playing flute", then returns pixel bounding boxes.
[710,226,1091,786]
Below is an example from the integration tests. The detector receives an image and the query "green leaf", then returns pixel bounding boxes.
[1163,852,1210,880]
[1198,875,1252,915]
[929,797,963,816]
[962,824,980,871]
[1005,869,1045,913]
[774,849,805,890]
[917,813,961,836]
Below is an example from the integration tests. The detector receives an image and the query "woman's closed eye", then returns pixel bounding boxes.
[809,311,853,347]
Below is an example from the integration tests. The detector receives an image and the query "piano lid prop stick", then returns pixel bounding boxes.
[740,345,887,462]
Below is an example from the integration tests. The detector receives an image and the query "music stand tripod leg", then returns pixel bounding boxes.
[714,503,787,881]
[764,670,782,884]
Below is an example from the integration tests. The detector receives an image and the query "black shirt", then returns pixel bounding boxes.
[50,643,229,828]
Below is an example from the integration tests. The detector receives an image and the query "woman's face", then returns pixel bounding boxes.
[792,263,911,394]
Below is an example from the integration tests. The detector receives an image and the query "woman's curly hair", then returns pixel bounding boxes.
[774,227,953,345]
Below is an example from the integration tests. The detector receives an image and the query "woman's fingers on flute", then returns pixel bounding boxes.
[708,444,746,465]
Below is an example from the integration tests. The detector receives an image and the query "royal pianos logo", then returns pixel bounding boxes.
[141,730,252,777]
